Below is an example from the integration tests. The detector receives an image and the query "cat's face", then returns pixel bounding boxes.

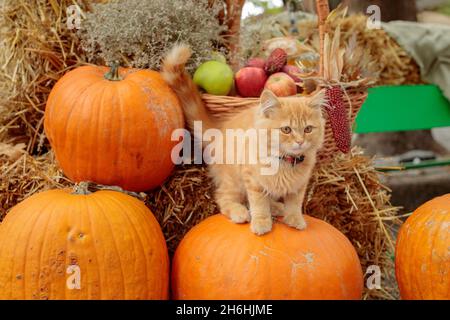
[255,90,325,156]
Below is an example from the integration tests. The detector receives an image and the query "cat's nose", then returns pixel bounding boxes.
[295,140,304,146]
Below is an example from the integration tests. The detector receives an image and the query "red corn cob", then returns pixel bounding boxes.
[264,48,287,75]
[325,86,351,153]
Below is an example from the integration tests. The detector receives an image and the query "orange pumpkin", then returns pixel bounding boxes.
[172,214,363,300]
[44,63,183,192]
[395,194,450,300]
[0,189,169,300]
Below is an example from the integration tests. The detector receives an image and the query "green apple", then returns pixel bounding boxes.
[193,61,234,96]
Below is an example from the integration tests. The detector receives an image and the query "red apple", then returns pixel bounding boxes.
[235,67,268,98]
[246,57,266,69]
[282,65,302,82]
[264,72,297,97]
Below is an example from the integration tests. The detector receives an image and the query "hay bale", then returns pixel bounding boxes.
[0,0,98,153]
[0,150,68,221]
[146,165,217,251]
[297,14,422,86]
[305,149,401,299]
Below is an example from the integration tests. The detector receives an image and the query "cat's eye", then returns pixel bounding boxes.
[304,125,313,133]
[280,126,292,134]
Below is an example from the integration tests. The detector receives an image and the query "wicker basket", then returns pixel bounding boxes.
[201,0,368,162]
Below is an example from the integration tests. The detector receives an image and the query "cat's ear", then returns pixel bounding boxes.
[260,89,280,118]
[308,89,326,109]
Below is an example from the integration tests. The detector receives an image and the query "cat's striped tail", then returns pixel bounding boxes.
[161,44,214,134]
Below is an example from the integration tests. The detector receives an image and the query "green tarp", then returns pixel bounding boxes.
[383,21,450,101]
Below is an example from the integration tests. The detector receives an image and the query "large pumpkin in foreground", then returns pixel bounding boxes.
[44,64,183,192]
[0,189,169,300]
[172,214,363,300]
[396,194,450,300]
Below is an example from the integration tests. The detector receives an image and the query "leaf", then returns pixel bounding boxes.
[323,33,330,80]
[326,3,348,24]
[329,25,341,81]
[337,48,345,79]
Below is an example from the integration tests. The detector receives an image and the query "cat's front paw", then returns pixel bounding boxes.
[250,216,273,235]
[283,213,307,230]
[228,205,251,224]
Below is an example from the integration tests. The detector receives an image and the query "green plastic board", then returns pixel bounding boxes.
[355,85,450,134]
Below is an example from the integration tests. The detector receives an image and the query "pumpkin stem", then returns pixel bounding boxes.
[73,182,92,195]
[72,182,146,200]
[104,61,123,81]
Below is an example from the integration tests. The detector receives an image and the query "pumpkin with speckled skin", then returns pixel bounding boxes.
[0,189,169,300]
[172,214,363,300]
[44,64,183,192]
[395,194,450,300]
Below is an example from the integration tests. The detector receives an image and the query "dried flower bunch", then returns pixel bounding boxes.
[79,0,227,72]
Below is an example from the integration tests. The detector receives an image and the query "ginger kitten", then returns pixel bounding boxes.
[162,45,325,235]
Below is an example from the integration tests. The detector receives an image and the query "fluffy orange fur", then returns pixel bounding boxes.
[162,45,326,235]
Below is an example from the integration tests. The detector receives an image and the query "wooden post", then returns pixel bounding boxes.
[316,0,330,78]
[226,0,245,68]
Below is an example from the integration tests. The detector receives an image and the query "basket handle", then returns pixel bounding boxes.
[315,0,330,78]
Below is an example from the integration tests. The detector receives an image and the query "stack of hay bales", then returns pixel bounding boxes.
[0,1,402,299]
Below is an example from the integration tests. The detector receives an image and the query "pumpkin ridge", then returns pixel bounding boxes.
[60,193,78,300]
[115,83,131,188]
[303,219,336,298]
[125,76,163,170]
[430,211,448,299]
[413,209,434,299]
[46,69,99,148]
[101,192,152,298]
[11,192,51,295]
[84,82,119,182]
[409,212,425,299]
[67,81,107,181]
[25,195,57,299]
[89,194,127,298]
[333,225,361,298]
[104,191,169,299]
[87,85,109,182]
[82,193,103,299]
[28,194,60,300]
[0,201,30,300]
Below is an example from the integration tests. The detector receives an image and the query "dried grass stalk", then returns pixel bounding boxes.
[0,0,97,153]
[0,151,69,221]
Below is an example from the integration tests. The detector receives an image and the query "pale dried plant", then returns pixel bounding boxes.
[79,0,227,72]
